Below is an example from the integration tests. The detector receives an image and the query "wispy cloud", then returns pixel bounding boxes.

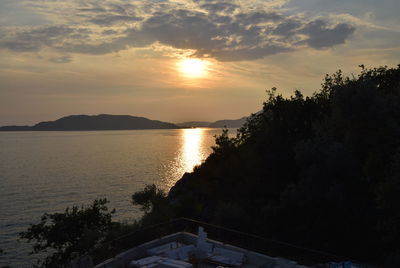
[48,55,72,64]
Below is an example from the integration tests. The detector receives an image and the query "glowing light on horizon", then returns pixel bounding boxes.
[178,58,208,78]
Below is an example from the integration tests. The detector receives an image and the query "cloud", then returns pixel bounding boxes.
[48,55,72,63]
[285,0,400,21]
[89,15,143,26]
[199,3,239,13]
[273,19,302,36]
[0,26,79,52]
[102,29,119,35]
[235,11,283,24]
[208,45,293,61]
[300,19,355,48]
[77,7,107,13]
[0,0,357,61]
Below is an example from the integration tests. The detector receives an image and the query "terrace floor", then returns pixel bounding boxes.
[92,230,307,268]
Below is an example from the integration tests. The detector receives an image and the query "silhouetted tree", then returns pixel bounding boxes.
[132,184,173,225]
[19,199,116,267]
[169,65,400,265]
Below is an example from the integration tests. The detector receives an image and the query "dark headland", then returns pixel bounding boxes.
[0,114,179,131]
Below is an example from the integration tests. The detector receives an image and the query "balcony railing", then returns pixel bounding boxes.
[87,217,372,268]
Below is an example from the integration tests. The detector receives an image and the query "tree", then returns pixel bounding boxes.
[132,184,173,225]
[19,199,116,268]
[168,65,400,265]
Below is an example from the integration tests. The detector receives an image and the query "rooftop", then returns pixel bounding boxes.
[92,229,306,268]
[71,218,365,268]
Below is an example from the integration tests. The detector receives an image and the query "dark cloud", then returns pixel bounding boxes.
[63,42,128,55]
[77,7,107,13]
[210,14,232,24]
[235,11,283,24]
[200,3,239,13]
[0,26,76,52]
[102,29,119,35]
[89,15,142,26]
[300,19,355,48]
[107,3,134,15]
[273,19,302,36]
[139,10,222,50]
[0,2,356,61]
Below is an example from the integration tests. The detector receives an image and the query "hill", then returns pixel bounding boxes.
[0,114,179,131]
[208,117,247,128]
[176,121,211,128]
[177,117,248,128]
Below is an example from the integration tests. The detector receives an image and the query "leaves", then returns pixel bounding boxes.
[19,199,116,267]
[131,184,167,213]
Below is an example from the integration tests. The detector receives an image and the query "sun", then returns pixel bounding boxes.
[178,58,208,78]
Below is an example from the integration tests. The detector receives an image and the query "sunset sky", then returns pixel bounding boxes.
[0,0,399,125]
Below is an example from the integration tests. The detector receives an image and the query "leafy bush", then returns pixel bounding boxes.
[20,199,116,267]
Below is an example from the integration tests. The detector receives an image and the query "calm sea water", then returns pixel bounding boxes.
[0,128,231,267]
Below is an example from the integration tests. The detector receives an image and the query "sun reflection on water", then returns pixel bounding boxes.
[182,128,205,172]
[163,128,209,189]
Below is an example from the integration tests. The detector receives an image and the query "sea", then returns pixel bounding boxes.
[0,128,233,267]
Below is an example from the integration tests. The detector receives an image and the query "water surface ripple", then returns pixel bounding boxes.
[0,128,229,266]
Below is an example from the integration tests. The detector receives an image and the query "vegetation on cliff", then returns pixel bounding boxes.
[19,65,400,267]
[19,199,126,267]
[147,65,400,266]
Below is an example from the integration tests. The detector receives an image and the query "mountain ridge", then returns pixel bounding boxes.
[0,114,179,131]
[0,114,249,131]
[176,117,247,128]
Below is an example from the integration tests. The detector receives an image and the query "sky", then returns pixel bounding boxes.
[0,0,399,125]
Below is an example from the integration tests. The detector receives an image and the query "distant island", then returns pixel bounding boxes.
[0,114,179,131]
[0,114,249,131]
[177,117,247,128]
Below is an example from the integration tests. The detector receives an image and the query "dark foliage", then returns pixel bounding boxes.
[131,184,174,225]
[19,199,117,267]
[167,65,400,266]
